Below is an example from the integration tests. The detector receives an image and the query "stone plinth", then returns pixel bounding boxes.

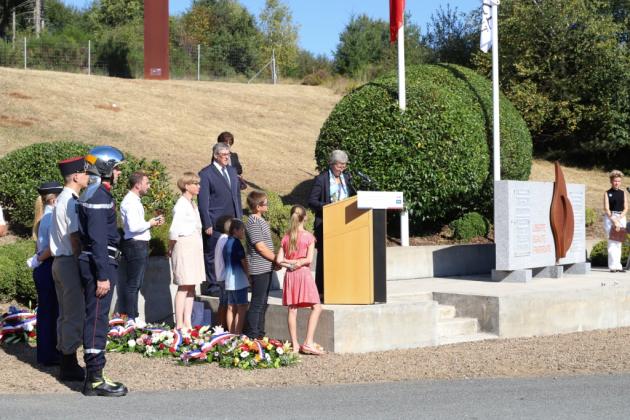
[494,180,586,271]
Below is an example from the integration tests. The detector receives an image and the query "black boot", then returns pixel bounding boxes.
[59,353,85,382]
[82,370,128,397]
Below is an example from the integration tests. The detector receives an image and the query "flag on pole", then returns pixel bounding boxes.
[480,0,499,53]
[390,0,405,43]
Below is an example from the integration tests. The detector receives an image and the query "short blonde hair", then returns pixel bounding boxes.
[609,170,624,181]
[177,172,200,192]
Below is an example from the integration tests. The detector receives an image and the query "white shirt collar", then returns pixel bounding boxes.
[213,161,226,172]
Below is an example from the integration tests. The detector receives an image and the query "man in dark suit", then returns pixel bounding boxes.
[308,150,355,298]
[217,131,247,190]
[198,142,243,297]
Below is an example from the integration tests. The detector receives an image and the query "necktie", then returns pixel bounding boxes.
[222,167,231,187]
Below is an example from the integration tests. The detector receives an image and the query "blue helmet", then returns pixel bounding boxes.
[85,146,125,179]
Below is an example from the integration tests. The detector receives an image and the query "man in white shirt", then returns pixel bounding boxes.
[120,171,163,323]
[0,204,6,237]
[50,156,89,381]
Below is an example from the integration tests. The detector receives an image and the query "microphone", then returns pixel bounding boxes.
[356,171,375,188]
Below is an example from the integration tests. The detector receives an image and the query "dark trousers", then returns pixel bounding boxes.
[33,258,61,365]
[202,232,221,295]
[79,257,117,373]
[120,239,148,319]
[244,271,272,338]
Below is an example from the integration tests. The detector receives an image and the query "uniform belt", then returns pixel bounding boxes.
[81,246,121,260]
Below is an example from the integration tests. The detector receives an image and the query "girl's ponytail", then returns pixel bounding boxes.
[287,205,306,253]
[32,195,44,240]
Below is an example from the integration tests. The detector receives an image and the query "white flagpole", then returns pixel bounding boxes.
[397,15,410,246]
[397,19,406,111]
[491,2,500,181]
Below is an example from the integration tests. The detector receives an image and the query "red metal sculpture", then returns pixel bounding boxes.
[549,162,574,261]
[144,0,169,80]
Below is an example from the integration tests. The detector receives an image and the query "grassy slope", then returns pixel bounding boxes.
[0,67,612,212]
[0,67,340,202]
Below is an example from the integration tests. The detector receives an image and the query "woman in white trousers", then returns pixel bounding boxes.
[603,170,627,272]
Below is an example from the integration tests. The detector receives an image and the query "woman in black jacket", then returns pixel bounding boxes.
[307,150,355,298]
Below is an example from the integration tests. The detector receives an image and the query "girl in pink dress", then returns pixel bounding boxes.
[276,205,324,355]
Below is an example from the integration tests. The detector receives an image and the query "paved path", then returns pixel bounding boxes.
[1,374,629,419]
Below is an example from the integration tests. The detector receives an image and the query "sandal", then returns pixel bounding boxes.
[299,344,326,355]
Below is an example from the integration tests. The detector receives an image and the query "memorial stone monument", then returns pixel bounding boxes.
[493,165,590,282]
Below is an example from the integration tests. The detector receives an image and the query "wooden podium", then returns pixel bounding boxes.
[322,196,387,304]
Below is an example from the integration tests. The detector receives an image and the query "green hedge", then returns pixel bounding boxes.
[263,191,315,249]
[0,142,176,242]
[0,240,37,305]
[316,64,532,229]
[450,212,489,241]
[0,142,90,232]
[589,239,630,267]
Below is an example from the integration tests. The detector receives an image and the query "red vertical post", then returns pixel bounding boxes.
[144,0,169,80]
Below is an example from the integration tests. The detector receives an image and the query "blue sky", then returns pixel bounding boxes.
[60,0,477,57]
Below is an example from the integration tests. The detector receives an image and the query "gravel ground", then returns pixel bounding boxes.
[2,327,630,394]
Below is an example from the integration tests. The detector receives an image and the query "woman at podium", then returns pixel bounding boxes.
[307,150,356,297]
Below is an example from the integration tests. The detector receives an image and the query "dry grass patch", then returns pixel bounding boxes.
[529,160,609,213]
[0,67,617,214]
[0,67,340,199]
[8,92,32,100]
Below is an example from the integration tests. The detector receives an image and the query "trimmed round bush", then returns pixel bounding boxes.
[0,142,176,236]
[589,239,630,267]
[0,142,90,232]
[316,64,532,228]
[450,212,488,241]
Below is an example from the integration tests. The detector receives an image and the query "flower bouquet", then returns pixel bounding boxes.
[0,306,37,344]
[105,317,299,370]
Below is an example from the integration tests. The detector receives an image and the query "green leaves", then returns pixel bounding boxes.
[316,64,532,229]
[475,0,630,164]
[0,142,176,241]
[0,240,36,304]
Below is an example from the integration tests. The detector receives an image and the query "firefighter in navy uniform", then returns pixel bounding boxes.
[77,146,127,397]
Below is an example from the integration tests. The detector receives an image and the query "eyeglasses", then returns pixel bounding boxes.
[190,181,200,185]
[260,201,268,206]
[217,152,231,157]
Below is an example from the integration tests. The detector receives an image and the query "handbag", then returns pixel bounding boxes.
[609,227,628,242]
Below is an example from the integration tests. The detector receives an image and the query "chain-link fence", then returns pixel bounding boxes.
[0,38,278,83]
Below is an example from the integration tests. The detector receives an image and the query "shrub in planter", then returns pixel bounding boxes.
[0,240,37,304]
[0,142,176,241]
[589,239,630,266]
[316,64,532,229]
[450,212,489,241]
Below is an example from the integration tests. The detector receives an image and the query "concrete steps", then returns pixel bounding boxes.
[437,317,480,336]
[438,332,499,346]
[387,291,434,303]
[436,304,499,345]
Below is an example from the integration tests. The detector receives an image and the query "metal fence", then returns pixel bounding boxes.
[0,38,277,83]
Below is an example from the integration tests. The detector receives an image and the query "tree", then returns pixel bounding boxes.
[258,0,299,77]
[180,0,262,76]
[425,5,478,67]
[43,0,88,35]
[87,0,143,30]
[472,0,630,165]
[1,0,23,39]
[333,13,430,80]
